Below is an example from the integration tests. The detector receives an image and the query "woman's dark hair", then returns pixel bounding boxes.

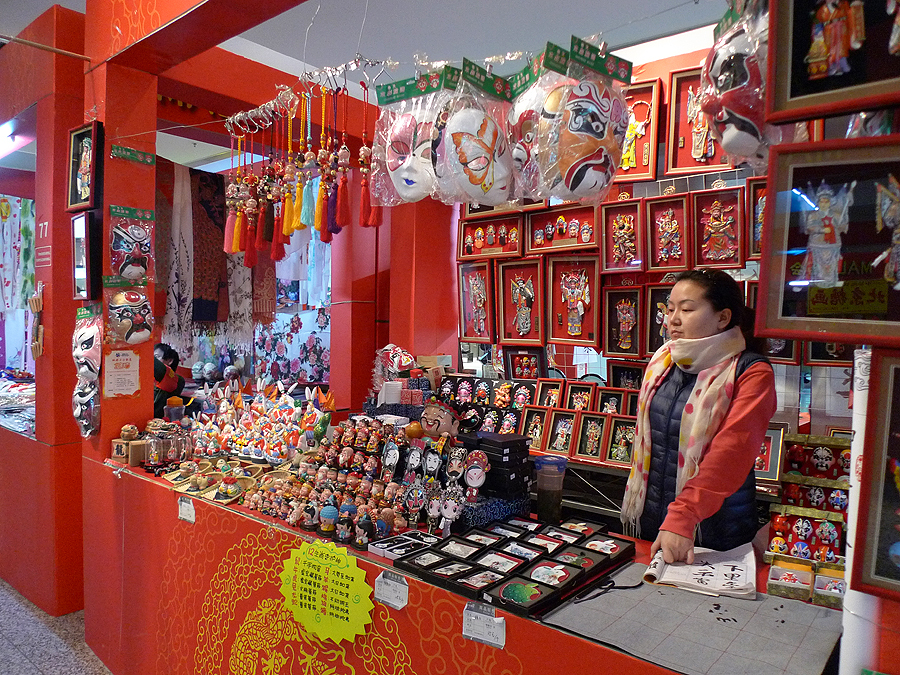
[154,342,180,371]
[674,269,765,353]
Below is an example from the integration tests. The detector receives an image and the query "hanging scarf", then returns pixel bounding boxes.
[620,326,745,535]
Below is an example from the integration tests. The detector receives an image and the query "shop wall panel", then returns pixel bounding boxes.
[0,168,36,200]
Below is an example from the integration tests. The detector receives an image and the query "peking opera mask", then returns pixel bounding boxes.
[386,113,436,202]
[111,221,152,280]
[508,87,543,196]
[108,290,153,345]
[446,108,512,206]
[557,80,627,198]
[73,379,100,437]
[72,318,102,381]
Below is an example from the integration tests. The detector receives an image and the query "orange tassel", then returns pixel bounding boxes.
[314,179,326,232]
[223,210,236,254]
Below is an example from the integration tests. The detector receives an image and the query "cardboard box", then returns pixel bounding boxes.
[128,439,149,467]
[417,354,452,369]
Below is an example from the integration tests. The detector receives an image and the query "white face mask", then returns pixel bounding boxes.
[386,113,435,202]
[446,108,512,206]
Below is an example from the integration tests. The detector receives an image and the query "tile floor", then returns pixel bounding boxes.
[0,578,111,675]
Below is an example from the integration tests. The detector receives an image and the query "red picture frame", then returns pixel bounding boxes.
[519,405,552,451]
[546,255,600,348]
[745,176,767,260]
[746,279,759,310]
[761,337,801,366]
[571,412,609,465]
[457,214,523,261]
[542,409,580,456]
[535,378,566,408]
[67,120,103,212]
[606,359,646,391]
[595,387,630,415]
[600,198,644,274]
[457,261,495,343]
[564,382,596,412]
[525,204,598,255]
[603,286,643,359]
[644,283,674,357]
[644,194,691,273]
[665,67,731,176]
[603,415,638,467]
[691,186,745,270]
[496,258,545,346]
[804,341,859,367]
[615,78,661,184]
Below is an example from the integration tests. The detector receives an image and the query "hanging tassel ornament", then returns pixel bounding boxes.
[326,88,342,236]
[300,93,317,230]
[335,86,352,229]
[291,96,306,233]
[223,134,238,253]
[314,87,329,235]
[359,82,375,227]
[232,137,246,253]
[243,134,260,267]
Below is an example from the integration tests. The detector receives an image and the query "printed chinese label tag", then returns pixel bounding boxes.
[374,570,409,610]
[462,601,506,649]
[177,495,195,524]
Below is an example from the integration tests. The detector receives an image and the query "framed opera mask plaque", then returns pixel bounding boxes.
[446,107,513,206]
[603,286,642,359]
[72,310,102,381]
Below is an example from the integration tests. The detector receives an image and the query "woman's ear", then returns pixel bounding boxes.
[718,308,732,330]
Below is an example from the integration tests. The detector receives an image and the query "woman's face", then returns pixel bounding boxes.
[666,280,730,340]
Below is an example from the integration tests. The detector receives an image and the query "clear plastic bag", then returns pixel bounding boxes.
[105,285,153,347]
[72,310,102,382]
[109,206,155,282]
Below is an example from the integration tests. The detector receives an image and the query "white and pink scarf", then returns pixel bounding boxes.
[620,326,746,535]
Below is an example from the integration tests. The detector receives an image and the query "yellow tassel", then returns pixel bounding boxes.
[293,181,306,231]
[232,211,244,252]
[283,191,294,236]
[314,179,326,232]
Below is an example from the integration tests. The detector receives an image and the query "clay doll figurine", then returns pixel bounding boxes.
[464,450,491,504]
[419,396,461,441]
[377,508,396,538]
[287,500,304,526]
[318,499,339,537]
[439,484,466,537]
[338,446,353,469]
[334,516,355,544]
[352,514,376,550]
[425,485,443,535]
[300,501,319,532]
[393,504,409,532]
[445,446,467,485]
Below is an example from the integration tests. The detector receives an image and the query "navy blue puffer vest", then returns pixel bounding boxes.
[638,351,768,551]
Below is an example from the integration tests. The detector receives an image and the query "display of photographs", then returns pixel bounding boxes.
[603,286,642,359]
[852,350,900,601]
[542,409,578,456]
[546,256,601,348]
[564,382,596,411]
[645,283,674,357]
[615,78,661,183]
[768,0,900,123]
[604,415,637,467]
[595,388,628,415]
[762,337,801,366]
[558,519,607,538]
[497,258,545,346]
[409,551,447,569]
[572,412,607,463]
[691,186,745,270]
[607,360,646,391]
[600,199,644,274]
[666,67,731,176]
[523,559,582,589]
[463,198,546,220]
[519,405,551,452]
[463,530,504,547]
[758,137,900,347]
[503,346,547,380]
[535,378,566,408]
[457,261,495,344]
[526,204,598,255]
[435,537,484,560]
[756,425,786,483]
[746,279,759,310]
[489,523,526,538]
[67,121,102,212]
[746,176,767,260]
[474,550,527,574]
[497,540,544,561]
[457,214,523,261]
[431,561,475,578]
[805,341,859,367]
[644,194,691,272]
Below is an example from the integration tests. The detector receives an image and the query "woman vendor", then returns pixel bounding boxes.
[621,269,776,564]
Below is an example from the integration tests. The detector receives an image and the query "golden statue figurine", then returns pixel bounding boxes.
[700,199,738,262]
[560,269,590,337]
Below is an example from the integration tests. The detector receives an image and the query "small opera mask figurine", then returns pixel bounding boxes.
[439,484,466,537]
[72,379,100,438]
[463,450,490,504]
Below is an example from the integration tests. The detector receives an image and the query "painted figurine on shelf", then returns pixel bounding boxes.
[620,100,651,170]
[334,516,355,544]
[439,484,466,537]
[584,420,603,457]
[512,385,531,410]
[686,85,715,162]
[468,272,488,336]
[474,380,490,404]
[798,180,856,289]
[419,396,461,441]
[611,214,637,265]
[317,499,339,537]
[561,269,590,337]
[656,208,682,262]
[353,514,376,550]
[464,450,490,504]
[456,380,473,404]
[480,409,499,433]
[425,485,443,534]
[499,411,518,434]
[806,0,865,79]
[700,200,738,262]
[298,386,334,451]
[601,397,618,414]
[300,501,319,532]
[611,424,635,463]
[615,298,637,351]
[875,173,900,289]
[527,413,544,448]
[571,391,591,411]
[510,274,535,336]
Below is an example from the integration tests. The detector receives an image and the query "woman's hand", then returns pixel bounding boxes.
[651,530,695,564]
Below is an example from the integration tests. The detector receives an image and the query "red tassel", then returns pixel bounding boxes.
[360,177,372,228]
[320,222,333,243]
[255,206,269,252]
[239,210,250,252]
[337,174,351,227]
[367,203,382,228]
[243,224,258,267]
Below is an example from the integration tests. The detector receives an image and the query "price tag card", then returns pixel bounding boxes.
[177,495,196,523]
[462,601,506,649]
[374,570,409,610]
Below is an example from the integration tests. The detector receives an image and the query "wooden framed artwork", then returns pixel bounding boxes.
[644,283,674,357]
[503,346,547,380]
[604,415,637,467]
[755,425,786,484]
[535,378,565,408]
[615,78,661,183]
[457,261,495,343]
[606,359,646,391]
[496,258,544,346]
[666,67,731,176]
[768,0,900,124]
[827,427,854,441]
[463,198,545,220]
[564,382,596,412]
[603,286,642,359]
[691,186,745,270]
[571,412,609,464]
[72,211,101,300]
[624,391,640,417]
[746,279,759,310]
[599,198,644,274]
[746,176,767,260]
[804,341,859,367]
[595,387,629,416]
[762,337,802,366]
[644,194,691,273]
[542,409,579,456]
[457,214,523,261]
[546,255,600,348]
[852,349,900,601]
[525,204,598,255]
[758,137,900,346]
[67,121,102,212]
[519,405,551,451]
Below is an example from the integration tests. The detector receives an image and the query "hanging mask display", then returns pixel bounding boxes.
[109,205,155,282]
[72,308,103,382]
[106,286,153,345]
[73,378,100,438]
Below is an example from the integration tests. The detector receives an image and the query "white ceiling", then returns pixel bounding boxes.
[0,0,725,171]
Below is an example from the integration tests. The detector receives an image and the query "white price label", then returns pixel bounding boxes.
[462,602,506,649]
[177,496,195,524]
[374,570,409,610]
